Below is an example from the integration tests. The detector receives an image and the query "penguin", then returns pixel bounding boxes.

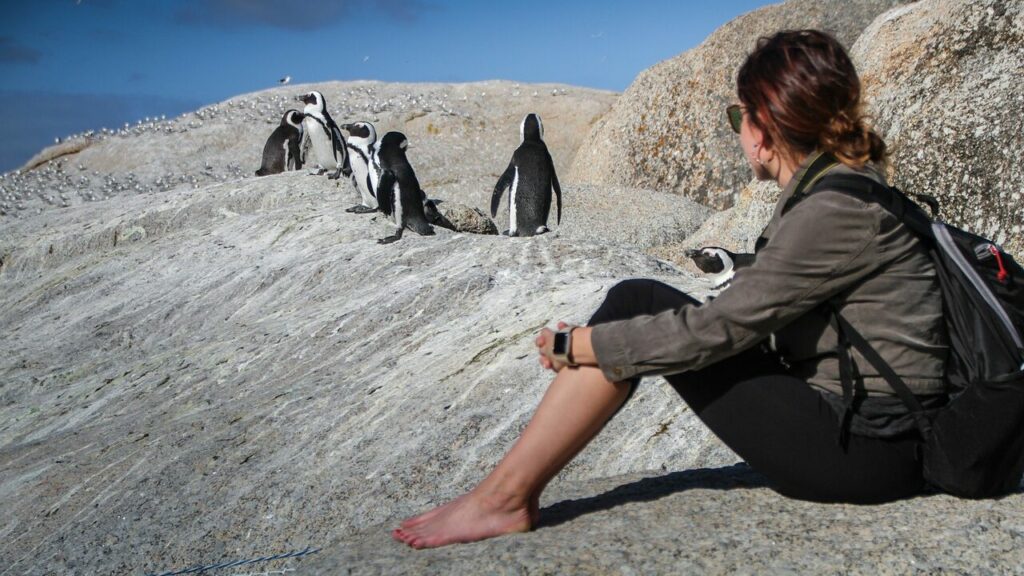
[374,131,435,244]
[297,90,350,179]
[490,113,562,236]
[255,109,304,177]
[684,246,754,289]
[340,121,380,213]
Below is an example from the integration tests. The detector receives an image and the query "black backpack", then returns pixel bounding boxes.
[790,155,1024,498]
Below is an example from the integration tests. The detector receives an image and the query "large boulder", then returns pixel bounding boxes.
[853,0,1024,257]
[567,0,911,210]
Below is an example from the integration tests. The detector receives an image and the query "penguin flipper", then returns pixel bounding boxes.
[377,170,396,217]
[491,161,515,217]
[330,126,351,176]
[341,146,352,177]
[300,130,312,165]
[366,173,376,199]
[550,155,562,225]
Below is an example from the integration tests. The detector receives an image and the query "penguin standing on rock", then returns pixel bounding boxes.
[298,91,350,179]
[340,121,380,213]
[374,131,435,244]
[255,109,304,176]
[491,113,562,236]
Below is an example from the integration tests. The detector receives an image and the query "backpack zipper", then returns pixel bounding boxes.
[989,246,1010,283]
[933,223,1024,354]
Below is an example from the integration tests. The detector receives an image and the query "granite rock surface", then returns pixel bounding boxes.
[567,0,910,210]
[853,0,1024,257]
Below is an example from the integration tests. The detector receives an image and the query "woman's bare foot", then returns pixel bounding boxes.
[392,489,533,549]
[398,494,467,530]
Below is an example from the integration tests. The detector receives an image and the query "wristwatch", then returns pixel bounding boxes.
[551,327,578,367]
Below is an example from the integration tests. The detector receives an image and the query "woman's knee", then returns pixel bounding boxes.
[590,279,657,326]
[590,279,695,326]
[605,278,659,303]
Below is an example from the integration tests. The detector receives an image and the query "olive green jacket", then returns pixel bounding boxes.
[591,154,949,397]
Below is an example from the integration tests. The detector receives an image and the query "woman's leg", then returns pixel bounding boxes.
[394,279,697,548]
[665,360,925,504]
[593,279,924,502]
[393,365,631,549]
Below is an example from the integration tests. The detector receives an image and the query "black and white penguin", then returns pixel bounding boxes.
[255,109,304,177]
[684,246,754,289]
[374,131,435,244]
[297,90,350,179]
[340,121,380,213]
[490,113,562,236]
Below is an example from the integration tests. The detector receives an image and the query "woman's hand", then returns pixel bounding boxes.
[536,321,574,373]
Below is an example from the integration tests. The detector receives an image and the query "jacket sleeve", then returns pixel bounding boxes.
[590,191,886,382]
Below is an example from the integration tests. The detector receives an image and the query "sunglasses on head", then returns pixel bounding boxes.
[726,104,744,134]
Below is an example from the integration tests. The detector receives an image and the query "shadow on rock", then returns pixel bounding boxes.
[537,463,770,529]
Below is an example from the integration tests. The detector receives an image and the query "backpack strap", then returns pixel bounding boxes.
[755,152,841,252]
[830,308,934,439]
[781,152,843,213]
[826,305,858,448]
[805,172,937,440]
[813,173,937,239]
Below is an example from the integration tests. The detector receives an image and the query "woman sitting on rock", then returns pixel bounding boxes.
[393,29,949,549]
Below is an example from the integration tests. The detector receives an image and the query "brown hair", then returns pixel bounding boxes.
[736,29,886,168]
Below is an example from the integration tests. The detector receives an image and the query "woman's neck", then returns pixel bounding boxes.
[775,152,807,188]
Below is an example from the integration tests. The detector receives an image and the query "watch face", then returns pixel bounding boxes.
[553,332,569,356]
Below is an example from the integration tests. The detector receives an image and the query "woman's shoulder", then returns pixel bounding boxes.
[826,161,888,186]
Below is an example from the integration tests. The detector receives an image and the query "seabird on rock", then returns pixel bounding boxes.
[279,76,291,85]
[684,246,754,289]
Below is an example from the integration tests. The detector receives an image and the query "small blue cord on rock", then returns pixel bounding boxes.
[146,546,320,576]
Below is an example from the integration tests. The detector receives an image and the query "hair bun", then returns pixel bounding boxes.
[821,108,886,167]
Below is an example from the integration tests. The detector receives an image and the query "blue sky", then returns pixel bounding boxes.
[0,0,772,172]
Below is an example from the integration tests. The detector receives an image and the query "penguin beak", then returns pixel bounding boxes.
[684,249,700,258]
[340,123,352,131]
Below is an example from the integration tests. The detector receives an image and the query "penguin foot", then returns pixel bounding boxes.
[535,226,550,235]
[328,169,343,180]
[377,235,401,245]
[346,205,378,214]
[308,168,327,176]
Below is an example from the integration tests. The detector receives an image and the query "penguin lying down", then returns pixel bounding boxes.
[684,246,754,289]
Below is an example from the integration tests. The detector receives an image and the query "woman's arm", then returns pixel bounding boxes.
[587,191,886,383]
[536,323,597,372]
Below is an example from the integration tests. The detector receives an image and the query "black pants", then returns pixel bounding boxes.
[590,279,924,504]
